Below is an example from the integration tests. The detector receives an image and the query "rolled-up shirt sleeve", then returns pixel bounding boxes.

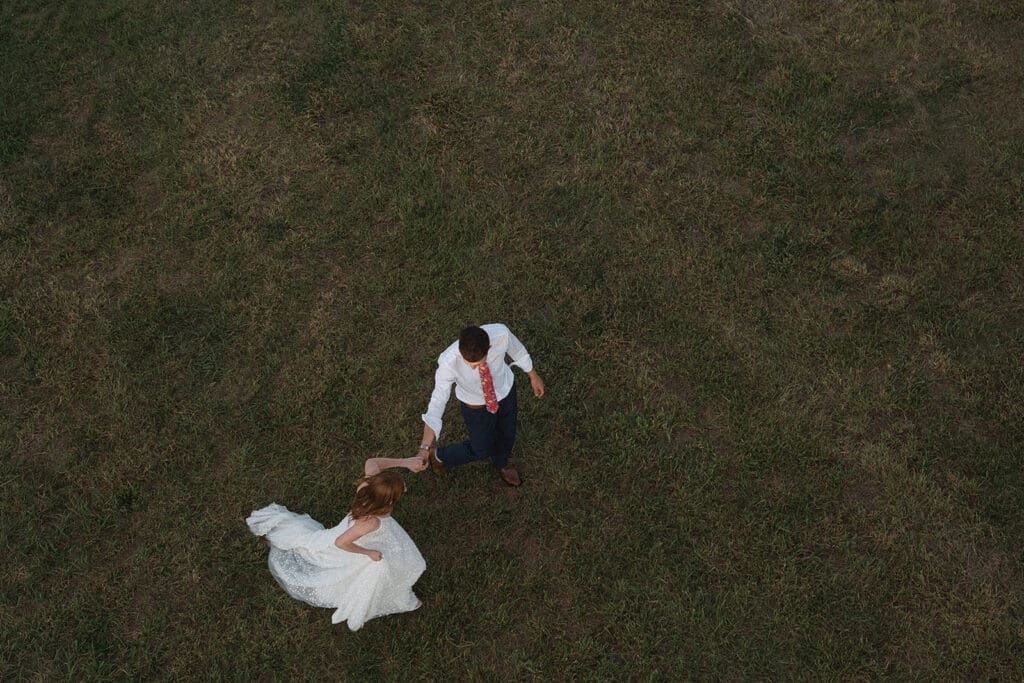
[505,328,534,373]
[421,359,456,438]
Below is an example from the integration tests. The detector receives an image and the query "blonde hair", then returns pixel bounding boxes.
[350,470,405,519]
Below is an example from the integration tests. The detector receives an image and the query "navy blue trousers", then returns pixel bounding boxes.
[436,382,518,469]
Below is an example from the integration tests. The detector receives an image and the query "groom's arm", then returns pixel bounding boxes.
[417,360,455,456]
[419,424,437,452]
[505,327,545,398]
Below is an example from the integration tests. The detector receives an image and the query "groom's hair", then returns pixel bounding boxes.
[351,471,405,519]
[459,326,490,362]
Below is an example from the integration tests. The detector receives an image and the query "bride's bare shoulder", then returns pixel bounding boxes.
[352,515,381,532]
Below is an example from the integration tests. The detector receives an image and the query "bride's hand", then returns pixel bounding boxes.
[367,550,382,561]
[407,456,428,473]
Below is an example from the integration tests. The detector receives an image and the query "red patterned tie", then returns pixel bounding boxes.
[478,363,499,414]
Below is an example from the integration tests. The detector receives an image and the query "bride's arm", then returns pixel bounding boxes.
[364,457,427,476]
[334,516,383,560]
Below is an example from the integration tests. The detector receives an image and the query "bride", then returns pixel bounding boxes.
[246,456,427,630]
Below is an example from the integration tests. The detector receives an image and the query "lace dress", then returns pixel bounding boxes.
[246,503,426,630]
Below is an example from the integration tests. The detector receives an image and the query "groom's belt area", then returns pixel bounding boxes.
[461,402,485,410]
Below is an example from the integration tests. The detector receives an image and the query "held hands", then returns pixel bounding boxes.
[405,456,428,473]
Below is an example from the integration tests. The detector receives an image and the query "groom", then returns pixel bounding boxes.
[415,323,545,486]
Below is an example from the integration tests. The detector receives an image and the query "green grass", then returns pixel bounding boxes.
[2,0,1022,678]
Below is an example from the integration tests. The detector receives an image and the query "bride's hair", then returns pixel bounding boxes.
[351,470,406,519]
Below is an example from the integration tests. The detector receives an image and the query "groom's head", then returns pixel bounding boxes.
[459,326,490,364]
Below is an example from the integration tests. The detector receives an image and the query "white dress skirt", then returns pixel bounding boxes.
[247,503,426,630]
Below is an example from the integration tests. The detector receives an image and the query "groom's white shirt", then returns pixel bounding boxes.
[420,323,533,438]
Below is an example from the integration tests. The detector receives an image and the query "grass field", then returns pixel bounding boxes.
[2,0,1023,678]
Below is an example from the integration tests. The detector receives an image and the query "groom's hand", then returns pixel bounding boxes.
[407,456,428,473]
[529,371,545,398]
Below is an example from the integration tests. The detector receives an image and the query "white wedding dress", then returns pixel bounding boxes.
[246,503,426,630]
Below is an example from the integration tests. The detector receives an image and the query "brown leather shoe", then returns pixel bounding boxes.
[428,447,447,474]
[500,465,521,487]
